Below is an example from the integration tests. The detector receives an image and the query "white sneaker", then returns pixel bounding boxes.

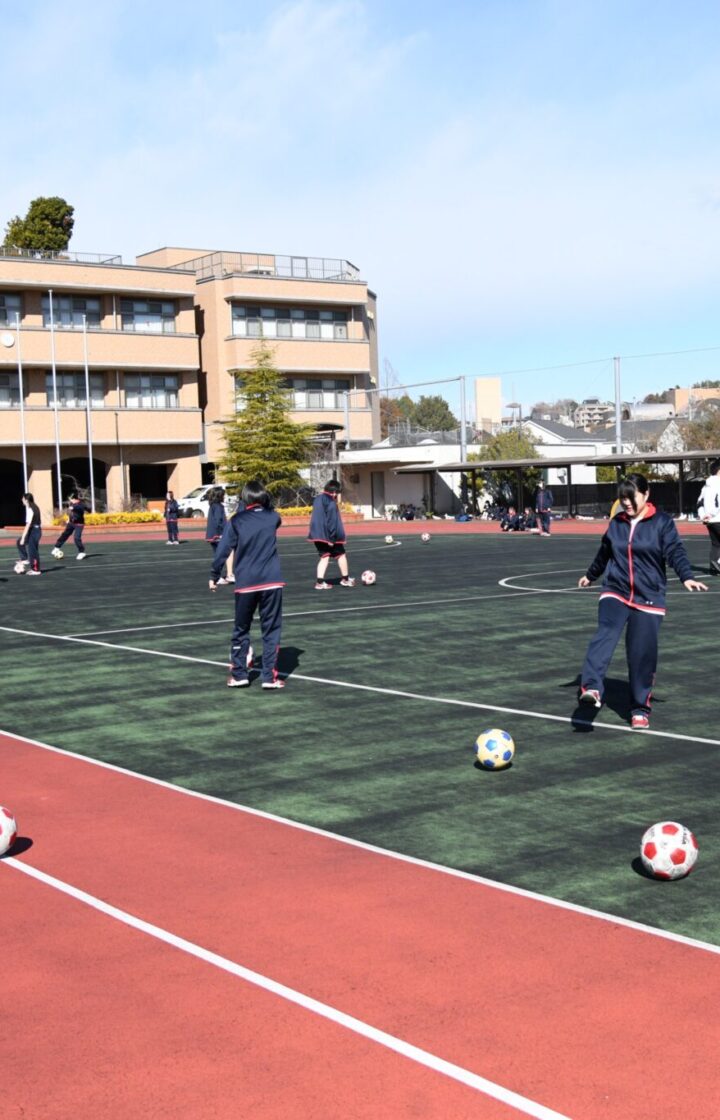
[216,577,229,586]
[262,679,285,690]
[76,552,86,560]
[227,677,250,688]
[247,645,255,669]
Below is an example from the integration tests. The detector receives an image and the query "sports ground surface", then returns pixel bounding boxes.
[4,527,720,1118]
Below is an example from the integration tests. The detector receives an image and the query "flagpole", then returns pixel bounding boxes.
[15,312,28,490]
[82,314,96,512]
[48,289,63,508]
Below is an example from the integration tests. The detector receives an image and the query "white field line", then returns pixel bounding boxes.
[499,568,714,597]
[68,588,565,638]
[2,623,720,748]
[2,858,569,1120]
[5,725,720,960]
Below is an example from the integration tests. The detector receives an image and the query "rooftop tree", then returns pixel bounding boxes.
[4,196,75,252]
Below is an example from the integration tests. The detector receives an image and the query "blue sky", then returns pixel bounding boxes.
[3,0,720,416]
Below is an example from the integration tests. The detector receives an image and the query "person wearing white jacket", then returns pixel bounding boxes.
[697,459,720,576]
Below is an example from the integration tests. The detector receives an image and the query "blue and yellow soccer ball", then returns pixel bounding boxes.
[475,728,515,769]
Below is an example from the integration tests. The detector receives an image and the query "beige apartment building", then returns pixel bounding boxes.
[0,245,379,524]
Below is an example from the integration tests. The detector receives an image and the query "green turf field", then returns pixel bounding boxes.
[3,531,719,943]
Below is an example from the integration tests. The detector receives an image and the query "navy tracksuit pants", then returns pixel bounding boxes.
[17,526,41,571]
[56,523,84,551]
[229,588,282,684]
[581,597,662,715]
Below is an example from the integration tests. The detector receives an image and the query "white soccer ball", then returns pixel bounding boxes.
[13,561,24,574]
[52,547,64,559]
[640,821,698,880]
[361,570,376,585]
[421,532,431,542]
[475,728,515,770]
[0,806,17,856]
[385,534,395,543]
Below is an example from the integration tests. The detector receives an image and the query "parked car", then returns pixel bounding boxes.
[177,485,238,520]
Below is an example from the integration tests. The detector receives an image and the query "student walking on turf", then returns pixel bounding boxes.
[52,492,87,560]
[164,490,180,545]
[697,458,720,577]
[209,479,285,689]
[205,486,234,584]
[16,492,42,575]
[308,479,354,590]
[577,473,707,730]
[534,480,554,536]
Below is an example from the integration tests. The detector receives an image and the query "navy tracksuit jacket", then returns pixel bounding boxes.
[308,492,346,546]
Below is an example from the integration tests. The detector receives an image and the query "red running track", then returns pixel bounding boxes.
[3,730,720,1119]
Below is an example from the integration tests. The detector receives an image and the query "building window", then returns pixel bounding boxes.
[42,295,101,329]
[0,372,20,407]
[46,372,105,408]
[120,299,176,333]
[231,304,349,340]
[125,374,179,408]
[0,293,21,327]
[286,377,350,409]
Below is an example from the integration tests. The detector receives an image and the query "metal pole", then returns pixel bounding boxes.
[460,376,467,461]
[613,355,622,454]
[15,313,28,490]
[82,316,96,512]
[344,389,351,449]
[48,290,63,509]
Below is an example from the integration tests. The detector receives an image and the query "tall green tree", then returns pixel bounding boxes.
[467,428,542,502]
[218,343,314,499]
[412,394,458,431]
[4,196,75,252]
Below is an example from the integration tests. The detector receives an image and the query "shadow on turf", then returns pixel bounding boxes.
[275,646,304,678]
[1,836,33,857]
[630,856,662,880]
[563,674,637,731]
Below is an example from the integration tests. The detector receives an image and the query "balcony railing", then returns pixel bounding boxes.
[0,247,122,265]
[172,251,361,283]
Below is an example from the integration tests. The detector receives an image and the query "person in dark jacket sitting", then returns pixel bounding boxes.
[500,505,522,532]
[577,473,707,730]
[210,480,285,689]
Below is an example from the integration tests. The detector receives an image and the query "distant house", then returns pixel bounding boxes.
[573,398,614,428]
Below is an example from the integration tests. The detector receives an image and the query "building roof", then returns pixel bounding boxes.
[524,418,602,442]
[394,448,720,475]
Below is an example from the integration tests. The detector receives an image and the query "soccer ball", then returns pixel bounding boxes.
[640,821,698,880]
[52,547,64,559]
[0,806,17,856]
[361,570,376,585]
[385,534,394,544]
[421,532,431,542]
[475,728,515,770]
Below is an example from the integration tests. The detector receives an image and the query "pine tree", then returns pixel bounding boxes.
[217,343,314,500]
[4,197,75,252]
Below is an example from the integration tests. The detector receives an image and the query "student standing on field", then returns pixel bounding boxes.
[52,492,87,559]
[164,490,180,545]
[205,486,235,584]
[697,458,720,577]
[534,480,554,536]
[307,479,355,590]
[209,479,285,689]
[577,473,707,730]
[16,492,42,575]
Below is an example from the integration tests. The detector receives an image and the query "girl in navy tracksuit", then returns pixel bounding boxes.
[578,473,707,729]
[307,479,354,589]
[164,491,180,544]
[53,492,87,558]
[205,486,234,584]
[16,492,42,575]
[209,480,285,689]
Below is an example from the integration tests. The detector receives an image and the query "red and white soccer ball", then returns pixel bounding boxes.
[640,821,698,880]
[0,806,17,856]
[361,570,376,585]
[385,534,394,544]
[421,532,431,542]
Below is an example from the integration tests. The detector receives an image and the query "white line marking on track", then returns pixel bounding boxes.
[2,624,720,748]
[4,725,720,959]
[4,857,570,1120]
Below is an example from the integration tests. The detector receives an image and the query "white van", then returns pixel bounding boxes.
[177,485,238,520]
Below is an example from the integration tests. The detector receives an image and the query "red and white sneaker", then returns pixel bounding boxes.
[227,677,250,688]
[262,679,285,690]
[339,577,356,587]
[631,713,650,730]
[246,645,254,670]
[579,687,602,708]
[315,581,332,590]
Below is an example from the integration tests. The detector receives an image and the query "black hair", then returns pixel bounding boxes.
[208,486,225,504]
[23,492,33,502]
[709,459,720,476]
[617,472,649,513]
[241,479,270,508]
[324,479,342,495]
[69,491,79,500]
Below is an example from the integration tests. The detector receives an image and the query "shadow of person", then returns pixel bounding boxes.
[561,674,632,731]
[276,646,304,678]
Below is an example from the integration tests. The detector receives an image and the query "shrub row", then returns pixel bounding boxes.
[52,511,164,526]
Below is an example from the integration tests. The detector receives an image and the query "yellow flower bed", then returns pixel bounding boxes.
[52,511,163,526]
[276,502,354,517]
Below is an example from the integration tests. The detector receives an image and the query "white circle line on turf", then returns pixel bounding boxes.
[66,587,566,638]
[2,857,569,1120]
[3,724,720,960]
[498,569,713,596]
[3,624,720,752]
